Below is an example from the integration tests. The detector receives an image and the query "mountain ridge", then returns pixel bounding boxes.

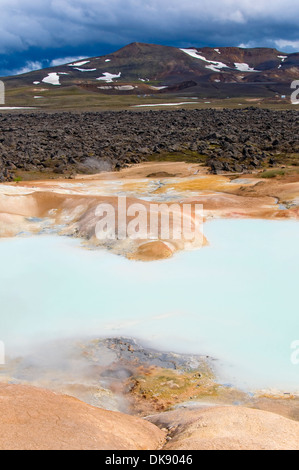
[2,42,299,99]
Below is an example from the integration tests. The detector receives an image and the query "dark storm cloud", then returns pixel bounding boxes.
[0,0,298,76]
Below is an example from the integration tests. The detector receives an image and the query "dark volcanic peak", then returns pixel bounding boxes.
[2,43,299,97]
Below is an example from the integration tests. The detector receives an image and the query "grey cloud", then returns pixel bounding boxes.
[50,56,85,66]
[13,61,43,75]
[0,0,298,56]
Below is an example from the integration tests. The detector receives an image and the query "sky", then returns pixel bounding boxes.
[0,0,298,76]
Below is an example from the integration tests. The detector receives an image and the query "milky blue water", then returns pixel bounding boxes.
[0,219,298,391]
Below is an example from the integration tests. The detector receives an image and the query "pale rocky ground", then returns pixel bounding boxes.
[0,383,165,450]
[1,383,298,450]
[1,337,299,450]
[0,162,298,260]
[148,406,299,451]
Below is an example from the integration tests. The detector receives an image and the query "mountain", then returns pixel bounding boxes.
[2,42,299,100]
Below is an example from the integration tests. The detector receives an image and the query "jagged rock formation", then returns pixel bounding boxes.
[0,108,298,181]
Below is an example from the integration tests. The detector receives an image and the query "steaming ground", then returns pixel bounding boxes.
[0,218,298,392]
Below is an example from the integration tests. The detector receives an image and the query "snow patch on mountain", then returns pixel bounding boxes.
[234,63,260,72]
[68,61,90,67]
[150,86,168,90]
[132,102,198,108]
[180,48,227,72]
[0,107,36,110]
[96,72,121,83]
[42,73,61,86]
[98,85,136,91]
[74,68,97,72]
[115,85,135,91]
[205,63,226,72]
[180,48,208,61]
[277,56,287,69]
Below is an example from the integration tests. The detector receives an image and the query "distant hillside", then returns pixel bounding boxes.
[2,42,299,99]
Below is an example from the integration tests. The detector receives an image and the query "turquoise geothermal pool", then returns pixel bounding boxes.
[0,219,298,391]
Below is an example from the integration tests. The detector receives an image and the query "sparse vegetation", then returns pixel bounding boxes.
[129,365,246,415]
[148,150,207,164]
[260,169,286,178]
[13,176,22,183]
